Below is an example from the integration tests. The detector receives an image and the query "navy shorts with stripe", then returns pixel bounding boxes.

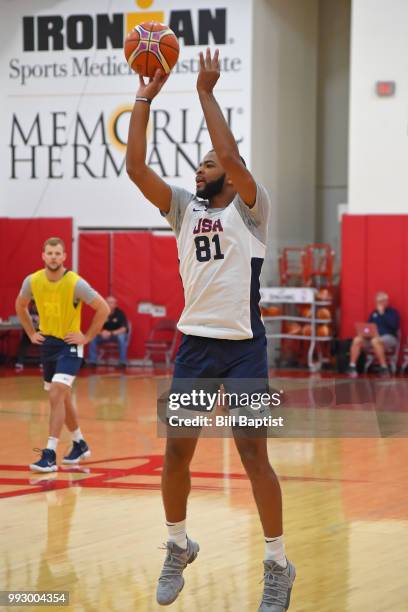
[40,336,83,383]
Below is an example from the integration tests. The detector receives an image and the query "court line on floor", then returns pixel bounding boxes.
[0,454,373,499]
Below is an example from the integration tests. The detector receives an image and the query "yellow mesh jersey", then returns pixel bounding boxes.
[30,270,82,339]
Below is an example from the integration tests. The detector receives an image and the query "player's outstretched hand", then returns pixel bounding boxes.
[64,332,88,345]
[30,332,45,345]
[197,48,220,94]
[136,69,169,100]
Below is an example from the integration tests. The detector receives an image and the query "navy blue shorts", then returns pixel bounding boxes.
[170,334,269,409]
[40,336,83,389]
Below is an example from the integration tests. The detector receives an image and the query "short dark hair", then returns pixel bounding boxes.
[43,237,66,252]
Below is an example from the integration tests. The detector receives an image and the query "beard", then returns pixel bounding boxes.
[45,262,62,272]
[196,174,226,200]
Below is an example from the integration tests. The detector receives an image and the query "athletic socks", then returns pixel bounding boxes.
[166,519,187,549]
[71,428,83,443]
[165,524,286,562]
[46,430,83,454]
[264,535,287,568]
[46,436,58,451]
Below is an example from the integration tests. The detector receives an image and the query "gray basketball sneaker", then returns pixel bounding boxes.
[156,537,199,605]
[258,559,296,611]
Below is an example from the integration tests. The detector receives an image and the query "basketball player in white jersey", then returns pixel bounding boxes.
[126,49,295,611]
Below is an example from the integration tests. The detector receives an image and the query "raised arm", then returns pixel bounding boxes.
[126,71,172,213]
[197,48,257,207]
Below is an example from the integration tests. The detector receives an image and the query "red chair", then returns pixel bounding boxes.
[144,319,178,368]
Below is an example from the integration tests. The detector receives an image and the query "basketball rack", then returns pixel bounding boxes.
[260,287,333,372]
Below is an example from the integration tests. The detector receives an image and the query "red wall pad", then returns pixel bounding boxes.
[151,235,184,322]
[78,231,184,359]
[340,215,408,342]
[112,232,153,358]
[78,232,111,335]
[78,233,111,297]
[0,217,72,320]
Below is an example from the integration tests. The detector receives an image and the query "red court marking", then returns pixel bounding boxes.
[0,454,371,499]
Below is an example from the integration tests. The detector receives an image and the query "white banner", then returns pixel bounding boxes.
[260,287,316,304]
[1,0,252,228]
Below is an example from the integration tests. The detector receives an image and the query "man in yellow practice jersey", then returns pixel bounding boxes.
[15,237,110,472]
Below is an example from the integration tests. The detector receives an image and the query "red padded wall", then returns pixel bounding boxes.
[366,217,405,317]
[151,235,184,322]
[78,233,110,297]
[341,215,408,342]
[340,215,367,337]
[112,232,153,358]
[78,231,183,358]
[0,218,72,320]
[78,233,111,334]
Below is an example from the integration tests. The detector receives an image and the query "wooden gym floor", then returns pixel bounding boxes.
[0,368,407,612]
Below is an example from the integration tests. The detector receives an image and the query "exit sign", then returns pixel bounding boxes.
[375,81,396,97]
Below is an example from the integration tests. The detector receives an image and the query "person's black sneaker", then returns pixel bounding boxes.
[62,440,91,464]
[378,366,390,378]
[346,365,358,378]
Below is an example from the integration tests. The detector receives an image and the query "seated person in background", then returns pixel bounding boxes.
[347,291,400,377]
[88,296,129,367]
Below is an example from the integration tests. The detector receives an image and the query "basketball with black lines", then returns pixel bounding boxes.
[124,21,179,78]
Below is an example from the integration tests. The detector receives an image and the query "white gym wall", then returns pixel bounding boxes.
[251,0,318,282]
[349,0,408,214]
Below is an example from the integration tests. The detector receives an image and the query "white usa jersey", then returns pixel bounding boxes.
[164,184,271,340]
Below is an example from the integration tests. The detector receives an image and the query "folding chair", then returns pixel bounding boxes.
[400,340,408,373]
[364,330,401,374]
[144,319,178,368]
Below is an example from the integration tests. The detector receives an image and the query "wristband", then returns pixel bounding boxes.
[135,96,151,104]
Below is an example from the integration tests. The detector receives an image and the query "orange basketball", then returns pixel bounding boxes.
[124,22,179,78]
[261,305,282,317]
[286,323,302,335]
[298,305,311,318]
[317,324,331,337]
[316,288,332,302]
[302,324,312,336]
[316,307,331,320]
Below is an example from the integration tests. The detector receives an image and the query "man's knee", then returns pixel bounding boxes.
[371,336,383,348]
[352,335,363,347]
[49,382,70,402]
[164,439,196,468]
[235,439,270,477]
